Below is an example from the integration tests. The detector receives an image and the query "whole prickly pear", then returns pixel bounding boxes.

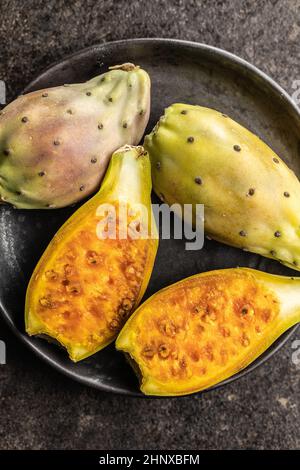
[144,103,300,271]
[0,64,150,209]
[25,145,158,362]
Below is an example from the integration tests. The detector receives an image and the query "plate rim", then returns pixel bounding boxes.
[1,37,300,397]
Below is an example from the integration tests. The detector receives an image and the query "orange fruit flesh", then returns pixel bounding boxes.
[26,201,150,360]
[119,271,280,395]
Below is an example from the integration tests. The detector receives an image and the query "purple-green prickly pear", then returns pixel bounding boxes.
[0,63,150,209]
[144,103,300,271]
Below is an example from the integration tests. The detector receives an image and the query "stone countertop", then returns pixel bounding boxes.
[0,0,299,450]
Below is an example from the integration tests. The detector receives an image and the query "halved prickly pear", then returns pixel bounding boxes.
[25,145,158,361]
[116,268,300,396]
[144,104,300,271]
[0,63,150,209]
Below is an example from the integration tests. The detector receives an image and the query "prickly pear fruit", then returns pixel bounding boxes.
[144,104,300,271]
[25,145,158,362]
[116,268,300,396]
[0,63,150,209]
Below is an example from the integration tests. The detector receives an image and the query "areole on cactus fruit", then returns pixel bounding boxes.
[0,63,150,209]
[116,268,300,396]
[144,103,300,271]
[25,145,158,362]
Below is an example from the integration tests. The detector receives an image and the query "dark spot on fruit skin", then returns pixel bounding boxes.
[42,93,48,98]
[3,149,10,156]
[91,157,97,164]
[195,177,202,185]
[239,230,247,237]
[86,91,92,96]
[53,140,60,146]
[108,97,113,102]
[67,109,73,114]
[21,116,28,123]
[15,191,21,196]
[80,185,85,191]
[123,122,128,128]
[284,191,290,197]
[293,261,298,266]
[273,158,279,163]
[274,231,281,237]
[156,162,161,170]
[248,188,255,196]
[270,250,276,256]
[139,109,144,115]
[98,123,103,130]
[222,113,228,118]
[38,171,45,177]
[187,136,194,143]
[234,145,241,152]
[181,110,187,115]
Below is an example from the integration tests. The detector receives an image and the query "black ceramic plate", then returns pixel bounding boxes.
[1,39,299,397]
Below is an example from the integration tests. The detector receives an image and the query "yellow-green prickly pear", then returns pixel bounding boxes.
[144,103,300,271]
[0,64,150,209]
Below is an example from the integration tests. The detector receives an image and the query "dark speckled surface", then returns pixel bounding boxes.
[0,0,299,450]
